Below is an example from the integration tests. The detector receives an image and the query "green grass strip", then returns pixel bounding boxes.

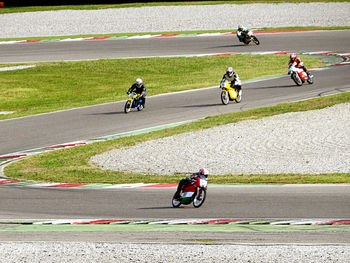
[1,223,349,233]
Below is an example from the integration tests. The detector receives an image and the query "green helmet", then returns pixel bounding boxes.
[238,25,243,31]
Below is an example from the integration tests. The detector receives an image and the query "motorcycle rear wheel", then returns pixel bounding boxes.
[292,73,303,86]
[124,101,132,113]
[252,36,260,45]
[221,90,229,105]
[193,189,206,208]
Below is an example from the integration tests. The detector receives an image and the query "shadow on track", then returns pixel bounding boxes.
[211,44,246,48]
[138,206,174,210]
[88,111,126,115]
[182,103,222,108]
[250,84,297,90]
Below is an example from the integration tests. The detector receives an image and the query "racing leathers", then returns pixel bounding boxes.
[237,27,252,42]
[127,83,147,108]
[288,58,310,76]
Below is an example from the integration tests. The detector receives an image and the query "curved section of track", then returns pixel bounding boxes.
[1,63,349,156]
[1,31,350,221]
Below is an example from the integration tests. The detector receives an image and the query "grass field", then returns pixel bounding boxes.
[0,54,323,120]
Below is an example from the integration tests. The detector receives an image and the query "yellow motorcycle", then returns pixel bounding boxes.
[220,80,242,105]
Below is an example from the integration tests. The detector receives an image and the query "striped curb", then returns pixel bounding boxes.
[0,178,178,189]
[2,179,350,189]
[0,218,349,226]
[0,30,324,46]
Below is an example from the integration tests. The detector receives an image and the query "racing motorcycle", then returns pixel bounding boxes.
[238,31,260,45]
[220,80,242,105]
[124,92,144,113]
[288,65,314,86]
[172,177,207,208]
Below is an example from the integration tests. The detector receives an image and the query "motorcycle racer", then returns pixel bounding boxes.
[237,24,253,42]
[127,78,147,108]
[288,53,310,77]
[220,67,242,94]
[173,168,209,200]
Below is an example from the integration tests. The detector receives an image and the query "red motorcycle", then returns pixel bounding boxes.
[172,177,207,208]
[288,65,314,86]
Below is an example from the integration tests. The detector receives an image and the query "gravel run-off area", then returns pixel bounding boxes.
[1,2,350,38]
[0,243,350,263]
[91,103,350,176]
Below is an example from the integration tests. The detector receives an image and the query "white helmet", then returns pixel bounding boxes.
[226,67,233,77]
[135,78,143,85]
[199,168,209,177]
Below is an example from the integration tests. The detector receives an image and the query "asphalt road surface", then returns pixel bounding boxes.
[1,184,349,243]
[1,31,350,243]
[0,30,349,63]
[1,185,349,219]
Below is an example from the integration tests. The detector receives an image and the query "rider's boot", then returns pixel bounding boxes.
[303,67,311,78]
[235,86,242,96]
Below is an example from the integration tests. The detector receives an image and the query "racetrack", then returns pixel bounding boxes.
[1,30,350,244]
[0,30,349,63]
[1,184,350,220]
[1,31,350,156]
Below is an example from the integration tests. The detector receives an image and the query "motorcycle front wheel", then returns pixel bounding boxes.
[172,195,182,208]
[221,90,229,105]
[193,189,206,208]
[252,36,260,45]
[292,73,303,86]
[124,101,132,113]
[235,90,242,103]
[307,75,314,84]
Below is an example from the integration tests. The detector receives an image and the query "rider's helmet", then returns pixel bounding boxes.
[238,25,243,31]
[290,53,297,61]
[199,168,209,178]
[135,78,143,87]
[226,67,234,77]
